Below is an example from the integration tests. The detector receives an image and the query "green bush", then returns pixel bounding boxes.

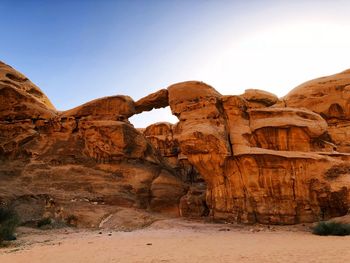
[0,207,19,243]
[312,221,350,236]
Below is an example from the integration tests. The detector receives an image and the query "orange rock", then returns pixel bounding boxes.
[150,170,186,216]
[167,79,350,224]
[61,95,135,121]
[143,122,207,217]
[284,69,350,120]
[0,61,57,120]
[143,122,177,159]
[284,69,350,153]
[0,62,185,228]
[242,88,279,107]
[0,61,55,110]
[1,62,350,226]
[135,89,168,113]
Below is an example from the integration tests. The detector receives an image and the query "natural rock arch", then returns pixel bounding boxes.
[1,60,350,225]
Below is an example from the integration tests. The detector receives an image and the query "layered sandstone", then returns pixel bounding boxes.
[142,122,207,217]
[1,61,350,226]
[284,69,350,153]
[0,61,186,228]
[163,80,350,224]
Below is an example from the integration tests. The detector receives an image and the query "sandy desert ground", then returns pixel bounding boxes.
[1,219,349,263]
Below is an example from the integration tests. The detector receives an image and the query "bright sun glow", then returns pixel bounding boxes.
[198,20,350,98]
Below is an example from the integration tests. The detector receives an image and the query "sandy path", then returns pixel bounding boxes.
[1,220,349,263]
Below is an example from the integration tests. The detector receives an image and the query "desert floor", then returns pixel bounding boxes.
[0,219,349,263]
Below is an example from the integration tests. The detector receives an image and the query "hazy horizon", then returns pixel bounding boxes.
[2,0,350,127]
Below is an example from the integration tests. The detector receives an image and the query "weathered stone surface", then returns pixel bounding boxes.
[168,81,222,117]
[0,115,186,225]
[179,184,208,218]
[135,89,168,113]
[0,61,55,110]
[143,122,207,217]
[0,63,186,228]
[150,170,187,214]
[168,82,232,196]
[61,95,135,121]
[144,122,178,160]
[284,69,350,153]
[284,69,350,120]
[242,89,279,107]
[0,61,57,121]
[248,107,330,152]
[1,62,350,226]
[166,78,350,224]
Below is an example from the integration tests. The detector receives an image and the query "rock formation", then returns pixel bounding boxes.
[142,122,207,218]
[284,69,350,153]
[1,61,350,226]
[0,61,186,228]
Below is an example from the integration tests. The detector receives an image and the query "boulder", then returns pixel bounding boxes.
[242,89,279,107]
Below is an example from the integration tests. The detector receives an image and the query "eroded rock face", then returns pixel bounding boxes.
[0,61,55,110]
[242,88,279,107]
[0,62,186,228]
[0,62,57,121]
[166,79,350,224]
[61,95,135,121]
[143,122,207,217]
[135,89,168,114]
[284,69,350,119]
[1,62,350,226]
[284,70,350,153]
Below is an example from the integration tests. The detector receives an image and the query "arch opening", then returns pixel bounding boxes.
[129,106,178,128]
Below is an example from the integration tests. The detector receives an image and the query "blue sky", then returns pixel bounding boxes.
[1,0,350,127]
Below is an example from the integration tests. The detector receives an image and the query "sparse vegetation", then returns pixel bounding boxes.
[37,217,52,228]
[0,207,19,244]
[312,221,350,236]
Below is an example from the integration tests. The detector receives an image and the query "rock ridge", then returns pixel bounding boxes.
[1,62,350,226]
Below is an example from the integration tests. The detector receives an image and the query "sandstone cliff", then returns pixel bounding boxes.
[1,61,350,226]
[0,61,186,228]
